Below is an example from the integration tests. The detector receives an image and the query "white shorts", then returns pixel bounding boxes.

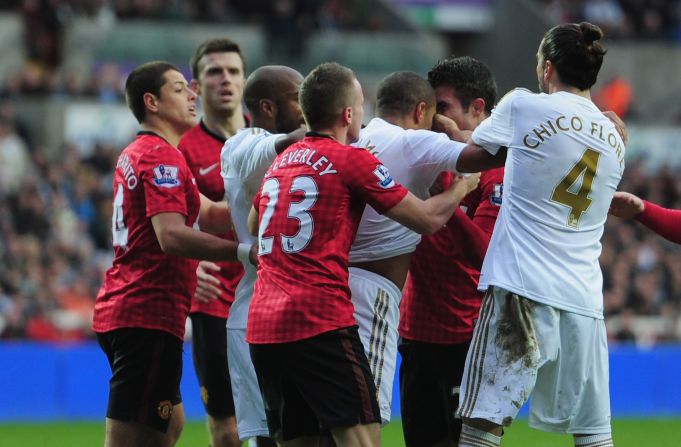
[227,328,270,440]
[457,287,611,434]
[349,267,401,425]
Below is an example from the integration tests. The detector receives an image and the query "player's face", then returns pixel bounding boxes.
[196,51,245,116]
[435,85,477,131]
[347,78,365,144]
[274,74,305,134]
[157,70,197,134]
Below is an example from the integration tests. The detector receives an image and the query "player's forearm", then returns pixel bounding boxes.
[636,200,681,244]
[158,225,239,261]
[419,182,470,234]
[275,127,306,154]
[199,196,232,234]
[456,145,506,173]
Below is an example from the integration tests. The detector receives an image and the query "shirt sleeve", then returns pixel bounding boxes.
[344,147,408,214]
[223,129,280,188]
[405,129,467,177]
[636,200,681,244]
[139,144,192,218]
[472,167,504,235]
[472,89,519,155]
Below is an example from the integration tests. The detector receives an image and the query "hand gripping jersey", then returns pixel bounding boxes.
[93,132,201,340]
[179,121,244,318]
[349,118,466,262]
[474,89,625,318]
[221,127,281,330]
[247,134,409,344]
[400,167,504,344]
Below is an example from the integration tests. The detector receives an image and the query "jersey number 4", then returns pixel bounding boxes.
[551,148,601,228]
[258,176,318,255]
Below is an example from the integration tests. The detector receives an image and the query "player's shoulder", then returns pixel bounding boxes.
[497,87,535,106]
[177,123,204,149]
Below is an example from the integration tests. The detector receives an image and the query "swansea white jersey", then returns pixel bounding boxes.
[349,117,466,262]
[221,127,280,329]
[474,89,625,318]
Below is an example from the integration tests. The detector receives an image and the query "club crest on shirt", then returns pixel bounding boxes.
[153,164,180,188]
[490,183,503,206]
[373,164,395,189]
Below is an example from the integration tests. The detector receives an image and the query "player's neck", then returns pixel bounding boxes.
[140,121,183,148]
[380,114,415,130]
[310,126,348,145]
[203,107,246,139]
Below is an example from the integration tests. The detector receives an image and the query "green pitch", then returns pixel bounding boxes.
[0,419,679,446]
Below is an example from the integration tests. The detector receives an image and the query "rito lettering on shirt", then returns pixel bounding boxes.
[268,147,338,177]
[117,154,138,189]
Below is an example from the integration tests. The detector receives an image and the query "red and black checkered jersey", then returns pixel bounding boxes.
[246,134,409,344]
[179,121,244,318]
[400,167,504,344]
[93,132,201,340]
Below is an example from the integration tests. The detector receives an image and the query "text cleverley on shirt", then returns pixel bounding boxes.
[267,147,338,177]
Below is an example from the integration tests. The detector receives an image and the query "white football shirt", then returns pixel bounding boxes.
[349,117,466,262]
[474,88,625,318]
[221,127,281,329]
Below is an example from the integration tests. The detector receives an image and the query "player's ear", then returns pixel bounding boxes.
[189,79,200,94]
[342,105,353,126]
[143,92,159,114]
[414,101,427,125]
[260,99,276,118]
[470,98,486,117]
[544,60,554,83]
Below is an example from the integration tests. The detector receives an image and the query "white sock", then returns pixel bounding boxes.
[574,433,614,447]
[458,424,501,447]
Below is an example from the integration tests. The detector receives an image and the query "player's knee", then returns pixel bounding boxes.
[208,415,240,447]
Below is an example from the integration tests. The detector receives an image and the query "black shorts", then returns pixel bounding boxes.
[250,326,381,442]
[398,338,471,447]
[96,328,183,433]
[189,312,235,418]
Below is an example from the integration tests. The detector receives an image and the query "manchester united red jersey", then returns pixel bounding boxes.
[247,134,408,344]
[400,167,504,344]
[93,132,201,340]
[179,121,244,318]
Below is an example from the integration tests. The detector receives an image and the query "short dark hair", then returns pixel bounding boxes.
[299,62,356,131]
[190,38,245,79]
[125,61,178,124]
[376,71,435,117]
[428,56,497,114]
[540,22,606,91]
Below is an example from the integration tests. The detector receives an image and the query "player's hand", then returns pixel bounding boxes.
[194,261,222,302]
[602,110,628,145]
[432,114,472,143]
[452,172,481,196]
[609,191,644,219]
[249,245,259,267]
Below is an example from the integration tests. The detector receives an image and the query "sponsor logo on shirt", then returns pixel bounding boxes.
[198,162,219,176]
[491,183,503,206]
[373,164,395,189]
[153,164,180,188]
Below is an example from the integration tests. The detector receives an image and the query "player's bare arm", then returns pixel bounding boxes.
[151,211,239,261]
[609,191,644,219]
[197,193,232,233]
[456,145,507,173]
[432,113,473,143]
[274,127,307,154]
[247,205,259,237]
[385,172,480,234]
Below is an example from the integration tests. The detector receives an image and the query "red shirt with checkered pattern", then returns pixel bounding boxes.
[179,121,244,318]
[93,132,201,340]
[400,167,504,344]
[246,134,409,344]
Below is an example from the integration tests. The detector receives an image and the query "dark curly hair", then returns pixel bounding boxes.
[427,56,497,114]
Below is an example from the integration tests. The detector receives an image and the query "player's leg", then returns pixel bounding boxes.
[249,342,325,446]
[227,327,276,446]
[349,267,401,425]
[528,311,613,446]
[190,313,240,447]
[97,328,184,447]
[457,288,556,446]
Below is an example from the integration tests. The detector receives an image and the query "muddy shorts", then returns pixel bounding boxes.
[457,286,611,434]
